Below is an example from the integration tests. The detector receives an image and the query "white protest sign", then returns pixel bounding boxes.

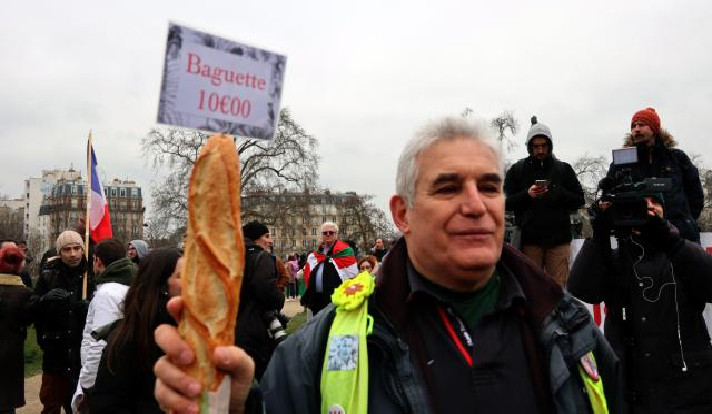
[157,23,286,140]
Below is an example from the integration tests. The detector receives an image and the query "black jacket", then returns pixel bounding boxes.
[0,275,33,410]
[568,236,712,412]
[605,140,704,243]
[236,239,285,380]
[29,257,95,376]
[89,296,173,413]
[261,238,623,413]
[504,155,585,246]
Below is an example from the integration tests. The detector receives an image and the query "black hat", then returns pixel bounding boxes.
[242,221,269,241]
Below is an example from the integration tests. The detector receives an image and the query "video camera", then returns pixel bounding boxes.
[597,147,671,227]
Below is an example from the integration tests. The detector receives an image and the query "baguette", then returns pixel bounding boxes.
[179,134,244,398]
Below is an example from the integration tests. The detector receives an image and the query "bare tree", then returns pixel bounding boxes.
[571,154,610,238]
[334,193,397,253]
[142,109,319,237]
[490,110,519,154]
[572,154,610,207]
[0,205,24,242]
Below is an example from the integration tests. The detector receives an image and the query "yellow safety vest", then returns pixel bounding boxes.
[320,272,375,414]
[578,351,608,414]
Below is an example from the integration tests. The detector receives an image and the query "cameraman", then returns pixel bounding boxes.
[568,194,712,413]
[606,107,703,243]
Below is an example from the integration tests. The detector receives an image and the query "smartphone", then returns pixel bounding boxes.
[535,179,549,187]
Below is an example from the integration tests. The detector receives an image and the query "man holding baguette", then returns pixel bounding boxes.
[154,118,621,413]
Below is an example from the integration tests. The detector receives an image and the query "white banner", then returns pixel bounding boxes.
[157,23,286,140]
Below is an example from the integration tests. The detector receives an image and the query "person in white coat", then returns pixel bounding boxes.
[72,239,136,412]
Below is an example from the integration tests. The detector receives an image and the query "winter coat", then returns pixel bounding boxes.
[606,133,704,243]
[261,238,623,413]
[77,257,135,390]
[30,257,96,376]
[236,239,285,380]
[568,236,712,413]
[504,155,585,246]
[0,274,33,410]
[89,295,173,413]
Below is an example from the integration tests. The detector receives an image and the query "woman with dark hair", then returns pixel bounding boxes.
[0,245,32,413]
[89,248,183,412]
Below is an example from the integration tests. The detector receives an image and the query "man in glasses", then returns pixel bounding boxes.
[300,222,357,315]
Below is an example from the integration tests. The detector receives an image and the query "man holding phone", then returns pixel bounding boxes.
[504,116,585,287]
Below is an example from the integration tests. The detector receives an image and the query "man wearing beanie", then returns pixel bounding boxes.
[30,230,97,413]
[237,221,285,380]
[504,116,585,287]
[605,107,704,243]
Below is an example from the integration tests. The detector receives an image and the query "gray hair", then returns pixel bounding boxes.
[321,222,339,233]
[395,117,503,208]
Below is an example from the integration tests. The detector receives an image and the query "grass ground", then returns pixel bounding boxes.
[24,326,43,378]
[285,310,306,335]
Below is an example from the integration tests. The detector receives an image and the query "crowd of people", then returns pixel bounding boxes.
[2,107,711,413]
[1,218,389,413]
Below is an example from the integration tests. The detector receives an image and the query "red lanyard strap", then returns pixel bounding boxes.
[436,307,473,367]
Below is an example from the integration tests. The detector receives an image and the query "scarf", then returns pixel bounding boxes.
[304,240,357,286]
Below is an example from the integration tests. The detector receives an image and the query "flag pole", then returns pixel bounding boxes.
[83,130,92,300]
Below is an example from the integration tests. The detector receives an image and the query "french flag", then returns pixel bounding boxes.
[89,145,112,242]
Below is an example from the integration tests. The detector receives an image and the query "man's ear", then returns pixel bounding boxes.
[390,195,410,234]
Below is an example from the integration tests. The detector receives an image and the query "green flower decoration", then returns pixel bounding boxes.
[331,271,376,310]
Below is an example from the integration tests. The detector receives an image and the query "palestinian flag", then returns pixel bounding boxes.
[303,240,358,286]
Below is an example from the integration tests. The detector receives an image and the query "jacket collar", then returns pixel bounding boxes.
[98,257,136,286]
[374,238,563,333]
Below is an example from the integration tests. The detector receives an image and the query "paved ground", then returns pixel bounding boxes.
[20,300,304,413]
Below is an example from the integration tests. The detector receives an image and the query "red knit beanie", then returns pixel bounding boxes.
[631,107,661,134]
[0,246,25,274]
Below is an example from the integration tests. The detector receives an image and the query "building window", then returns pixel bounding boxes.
[111,188,117,196]
[71,199,78,209]
[120,188,126,197]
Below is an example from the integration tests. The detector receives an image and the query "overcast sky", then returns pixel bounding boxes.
[1,0,710,221]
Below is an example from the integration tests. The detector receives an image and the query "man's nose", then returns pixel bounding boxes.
[461,183,486,215]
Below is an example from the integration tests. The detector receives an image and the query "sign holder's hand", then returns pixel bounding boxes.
[154,297,255,414]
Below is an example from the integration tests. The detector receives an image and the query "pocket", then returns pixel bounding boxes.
[666,350,712,408]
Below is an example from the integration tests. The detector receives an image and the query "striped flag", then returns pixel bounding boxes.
[89,145,112,242]
[304,240,358,286]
